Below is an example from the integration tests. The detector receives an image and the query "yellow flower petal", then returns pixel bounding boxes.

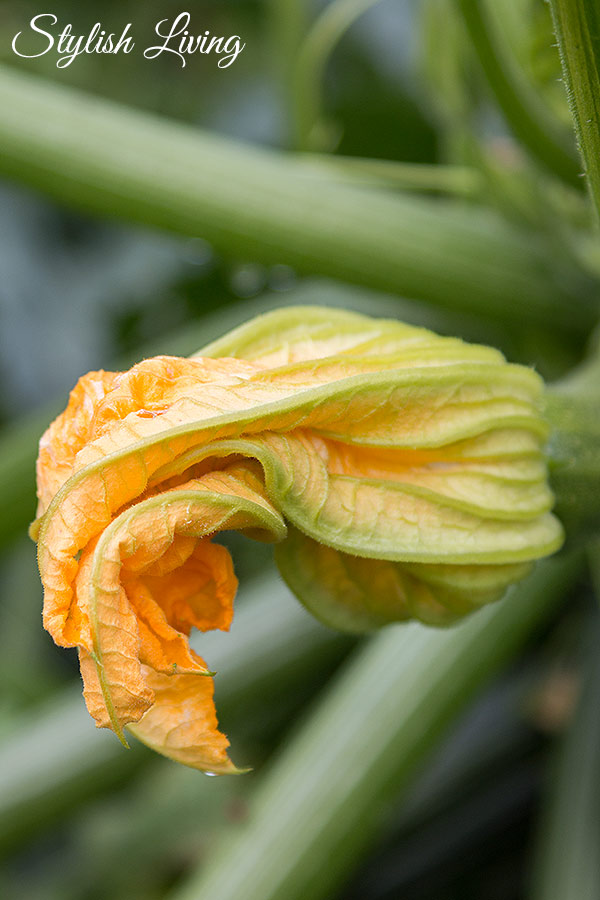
[36,370,118,515]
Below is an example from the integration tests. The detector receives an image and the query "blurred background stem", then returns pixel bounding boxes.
[292,0,384,150]
[456,0,580,186]
[529,616,600,900]
[0,573,353,855]
[0,65,596,332]
[298,155,485,195]
[169,556,580,900]
[266,0,309,143]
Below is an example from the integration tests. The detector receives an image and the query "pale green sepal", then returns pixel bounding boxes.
[275,526,534,632]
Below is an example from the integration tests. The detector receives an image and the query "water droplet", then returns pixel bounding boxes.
[230,263,267,298]
[183,237,213,267]
[204,771,218,777]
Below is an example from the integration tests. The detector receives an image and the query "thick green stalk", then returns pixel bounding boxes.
[266,0,309,144]
[548,0,600,221]
[0,65,595,331]
[529,620,600,900]
[545,341,600,540]
[169,556,579,900]
[457,0,580,186]
[0,574,352,853]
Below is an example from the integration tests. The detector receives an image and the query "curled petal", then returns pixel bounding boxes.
[128,667,241,774]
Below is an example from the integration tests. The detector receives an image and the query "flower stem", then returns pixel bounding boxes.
[169,556,581,900]
[548,0,600,222]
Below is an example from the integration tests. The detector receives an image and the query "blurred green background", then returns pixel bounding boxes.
[0,1,599,899]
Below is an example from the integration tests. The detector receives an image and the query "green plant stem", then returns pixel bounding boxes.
[588,537,600,602]
[293,0,384,150]
[544,340,600,540]
[0,574,352,854]
[299,154,485,196]
[0,65,595,332]
[169,556,580,900]
[457,0,580,186]
[266,0,309,144]
[0,405,58,549]
[529,619,600,900]
[421,0,478,162]
[548,0,600,222]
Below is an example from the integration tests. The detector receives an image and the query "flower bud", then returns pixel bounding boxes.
[31,307,563,769]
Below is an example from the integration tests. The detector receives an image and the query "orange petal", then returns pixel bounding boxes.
[140,541,237,634]
[69,466,282,740]
[128,665,240,773]
[36,370,118,515]
[121,572,216,673]
[89,355,262,437]
[79,645,154,740]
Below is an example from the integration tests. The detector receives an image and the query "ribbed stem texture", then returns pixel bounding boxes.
[0,65,595,331]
